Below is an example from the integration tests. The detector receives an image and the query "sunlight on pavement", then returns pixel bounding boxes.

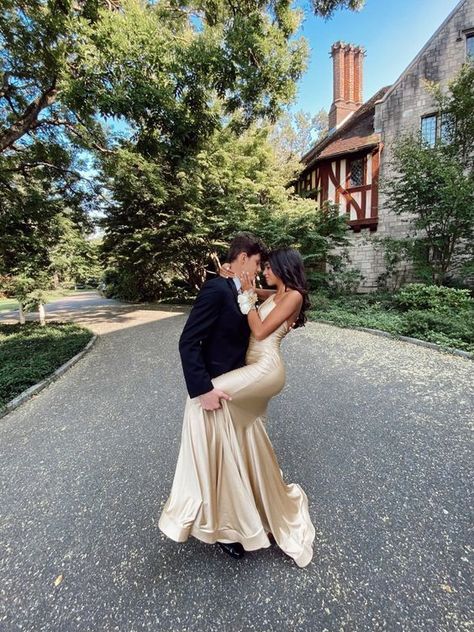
[0,305,185,335]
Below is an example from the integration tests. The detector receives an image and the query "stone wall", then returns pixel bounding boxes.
[340,0,474,292]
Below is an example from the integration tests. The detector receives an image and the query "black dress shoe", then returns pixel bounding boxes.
[217,541,245,559]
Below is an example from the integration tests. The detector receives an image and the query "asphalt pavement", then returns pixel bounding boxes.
[0,294,472,631]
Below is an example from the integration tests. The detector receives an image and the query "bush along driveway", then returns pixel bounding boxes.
[309,284,474,356]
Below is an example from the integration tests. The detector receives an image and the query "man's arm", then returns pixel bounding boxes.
[178,280,225,399]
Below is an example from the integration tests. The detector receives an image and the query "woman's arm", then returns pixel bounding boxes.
[255,288,276,299]
[247,291,302,341]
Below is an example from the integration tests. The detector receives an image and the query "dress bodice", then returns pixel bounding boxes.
[246,295,288,365]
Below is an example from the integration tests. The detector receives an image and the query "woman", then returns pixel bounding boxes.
[159,248,315,567]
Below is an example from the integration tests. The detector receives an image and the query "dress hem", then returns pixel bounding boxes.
[158,511,314,567]
[158,512,272,551]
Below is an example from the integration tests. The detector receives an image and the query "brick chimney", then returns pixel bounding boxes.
[328,42,365,132]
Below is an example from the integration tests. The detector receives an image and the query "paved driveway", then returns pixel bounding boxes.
[0,295,472,631]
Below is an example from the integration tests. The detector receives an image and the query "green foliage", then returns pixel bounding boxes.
[431,62,474,172]
[0,142,96,276]
[1,0,311,153]
[384,135,474,285]
[394,282,473,313]
[309,296,405,334]
[311,0,365,17]
[308,286,474,353]
[269,108,328,180]
[48,216,102,285]
[0,322,93,408]
[101,122,351,299]
[1,0,366,296]
[397,309,474,351]
[9,272,51,311]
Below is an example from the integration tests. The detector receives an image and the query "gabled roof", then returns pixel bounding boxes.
[301,86,391,170]
[378,0,467,105]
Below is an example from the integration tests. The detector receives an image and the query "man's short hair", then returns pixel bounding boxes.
[226,232,267,263]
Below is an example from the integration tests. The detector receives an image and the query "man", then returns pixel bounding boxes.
[178,232,266,559]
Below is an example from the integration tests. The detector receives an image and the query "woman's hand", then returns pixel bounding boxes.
[219,263,235,279]
[239,271,255,293]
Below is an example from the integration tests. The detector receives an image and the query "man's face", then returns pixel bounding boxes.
[242,253,261,279]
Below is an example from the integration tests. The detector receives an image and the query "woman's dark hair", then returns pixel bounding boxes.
[226,232,268,263]
[267,248,310,329]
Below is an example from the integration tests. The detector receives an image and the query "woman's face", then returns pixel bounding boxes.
[263,261,278,287]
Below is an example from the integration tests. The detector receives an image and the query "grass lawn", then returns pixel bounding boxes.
[0,322,94,409]
[0,298,18,312]
[308,291,474,355]
[0,288,93,313]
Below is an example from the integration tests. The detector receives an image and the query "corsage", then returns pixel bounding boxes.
[237,290,258,315]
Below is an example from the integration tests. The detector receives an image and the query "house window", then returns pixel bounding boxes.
[349,158,364,187]
[421,114,437,146]
[467,33,474,59]
[421,112,454,146]
[440,113,455,143]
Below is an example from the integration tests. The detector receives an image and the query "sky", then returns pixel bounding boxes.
[291,0,461,115]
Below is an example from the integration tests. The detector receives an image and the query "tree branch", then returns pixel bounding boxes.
[42,118,116,155]
[0,80,58,153]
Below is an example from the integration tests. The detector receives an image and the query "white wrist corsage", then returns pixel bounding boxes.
[238,290,258,315]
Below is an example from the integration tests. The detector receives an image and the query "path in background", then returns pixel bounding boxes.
[0,290,186,335]
[0,299,472,631]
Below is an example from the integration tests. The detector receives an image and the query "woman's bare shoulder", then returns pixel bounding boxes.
[284,289,303,304]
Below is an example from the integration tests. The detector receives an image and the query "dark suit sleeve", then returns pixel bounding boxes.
[178,280,224,399]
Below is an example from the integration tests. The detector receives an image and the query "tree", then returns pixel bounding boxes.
[0,140,96,277]
[1,0,364,158]
[269,109,328,180]
[100,120,350,300]
[311,0,365,17]
[1,0,366,300]
[383,64,474,286]
[1,0,311,156]
[49,216,102,286]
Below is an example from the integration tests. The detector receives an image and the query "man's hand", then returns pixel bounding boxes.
[199,388,232,411]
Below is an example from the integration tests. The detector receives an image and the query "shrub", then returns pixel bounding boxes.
[394,283,472,313]
[0,322,93,406]
[398,309,474,351]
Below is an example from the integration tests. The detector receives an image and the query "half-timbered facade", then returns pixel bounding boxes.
[298,84,388,233]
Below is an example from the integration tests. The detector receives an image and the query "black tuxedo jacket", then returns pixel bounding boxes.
[178,276,250,399]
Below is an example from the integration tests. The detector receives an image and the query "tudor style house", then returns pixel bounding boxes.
[298,0,474,291]
[298,43,389,235]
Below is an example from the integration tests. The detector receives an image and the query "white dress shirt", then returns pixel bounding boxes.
[233,276,242,294]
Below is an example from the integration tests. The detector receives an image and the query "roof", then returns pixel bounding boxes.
[378,0,467,105]
[301,86,391,170]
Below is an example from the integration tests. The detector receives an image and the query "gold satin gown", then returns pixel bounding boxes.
[158,295,316,567]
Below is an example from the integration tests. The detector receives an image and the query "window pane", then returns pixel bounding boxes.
[421,115,437,146]
[467,34,474,59]
[440,113,455,144]
[349,158,364,187]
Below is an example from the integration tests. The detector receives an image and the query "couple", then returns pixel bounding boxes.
[158,232,315,568]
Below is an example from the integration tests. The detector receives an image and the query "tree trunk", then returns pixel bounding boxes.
[19,303,25,325]
[38,303,46,326]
